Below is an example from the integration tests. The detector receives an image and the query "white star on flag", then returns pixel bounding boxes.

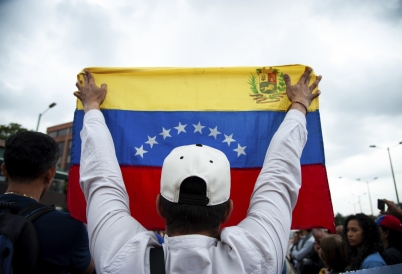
[222,134,236,146]
[159,127,172,140]
[193,121,205,134]
[233,143,246,157]
[134,145,148,158]
[208,126,221,139]
[174,122,187,134]
[145,136,158,148]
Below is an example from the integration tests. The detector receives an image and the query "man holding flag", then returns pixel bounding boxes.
[74,67,321,273]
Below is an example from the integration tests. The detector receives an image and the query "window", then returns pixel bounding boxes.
[65,141,72,171]
[57,142,65,166]
[48,131,57,138]
[58,128,69,137]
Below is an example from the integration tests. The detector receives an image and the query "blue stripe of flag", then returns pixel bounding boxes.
[71,110,325,168]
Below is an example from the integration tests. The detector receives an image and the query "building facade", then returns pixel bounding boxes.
[47,122,73,172]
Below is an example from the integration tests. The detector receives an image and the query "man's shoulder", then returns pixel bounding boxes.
[34,207,86,235]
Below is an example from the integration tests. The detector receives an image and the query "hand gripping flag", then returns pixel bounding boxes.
[68,65,335,232]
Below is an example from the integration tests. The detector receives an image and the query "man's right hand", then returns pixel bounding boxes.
[381,199,402,220]
[284,67,322,114]
[74,70,107,113]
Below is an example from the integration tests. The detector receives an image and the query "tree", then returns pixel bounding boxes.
[0,123,29,140]
[335,212,346,226]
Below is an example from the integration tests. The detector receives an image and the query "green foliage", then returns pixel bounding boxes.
[0,123,29,140]
[248,73,259,94]
[335,212,346,226]
[277,72,286,92]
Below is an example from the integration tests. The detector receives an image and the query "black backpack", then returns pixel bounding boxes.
[0,202,56,274]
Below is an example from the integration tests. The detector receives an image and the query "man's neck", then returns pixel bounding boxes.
[5,181,43,202]
[168,230,220,239]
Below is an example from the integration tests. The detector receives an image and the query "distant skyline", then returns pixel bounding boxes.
[1,0,401,216]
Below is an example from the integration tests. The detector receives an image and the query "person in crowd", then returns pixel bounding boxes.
[298,229,327,274]
[336,225,343,235]
[290,229,315,273]
[288,231,301,267]
[376,214,402,265]
[342,213,386,270]
[312,229,329,252]
[0,131,94,273]
[74,67,321,273]
[319,234,348,274]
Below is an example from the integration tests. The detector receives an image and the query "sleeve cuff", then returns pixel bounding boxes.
[84,109,105,123]
[285,109,306,127]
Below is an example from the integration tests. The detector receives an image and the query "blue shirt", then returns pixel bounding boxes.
[360,252,386,270]
[0,194,91,274]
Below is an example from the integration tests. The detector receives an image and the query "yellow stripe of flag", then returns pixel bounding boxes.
[76,64,319,112]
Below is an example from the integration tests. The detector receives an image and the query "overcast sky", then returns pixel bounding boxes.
[1,0,401,217]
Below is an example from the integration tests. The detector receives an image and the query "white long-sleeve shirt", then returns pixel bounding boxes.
[79,109,307,274]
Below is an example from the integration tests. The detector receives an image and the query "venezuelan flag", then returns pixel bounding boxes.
[68,65,335,232]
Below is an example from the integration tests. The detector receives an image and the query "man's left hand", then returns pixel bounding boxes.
[74,70,107,113]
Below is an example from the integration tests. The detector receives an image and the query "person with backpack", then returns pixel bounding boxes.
[74,68,322,273]
[0,131,94,273]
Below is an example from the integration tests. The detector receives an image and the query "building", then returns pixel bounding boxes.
[47,122,73,172]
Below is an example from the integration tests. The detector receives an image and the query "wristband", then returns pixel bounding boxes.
[287,101,308,115]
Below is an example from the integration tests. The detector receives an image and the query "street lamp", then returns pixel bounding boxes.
[352,193,366,213]
[36,102,56,132]
[370,142,402,205]
[357,177,377,216]
[348,202,357,214]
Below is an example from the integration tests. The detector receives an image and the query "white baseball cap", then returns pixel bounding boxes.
[160,144,231,206]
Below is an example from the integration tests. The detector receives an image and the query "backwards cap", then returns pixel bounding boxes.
[160,144,230,206]
[376,215,402,232]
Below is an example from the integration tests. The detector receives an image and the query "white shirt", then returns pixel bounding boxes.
[79,109,307,274]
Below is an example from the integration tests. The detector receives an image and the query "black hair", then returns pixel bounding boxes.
[4,131,59,182]
[381,227,402,253]
[342,213,382,270]
[160,176,229,237]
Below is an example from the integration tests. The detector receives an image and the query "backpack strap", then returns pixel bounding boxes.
[0,202,19,214]
[18,203,56,222]
[150,246,165,274]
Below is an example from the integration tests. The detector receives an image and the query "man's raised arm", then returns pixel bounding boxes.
[74,70,150,271]
[236,67,321,270]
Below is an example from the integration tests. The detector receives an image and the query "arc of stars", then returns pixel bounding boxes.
[134,120,247,159]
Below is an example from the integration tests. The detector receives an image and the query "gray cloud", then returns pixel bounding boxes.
[0,0,401,216]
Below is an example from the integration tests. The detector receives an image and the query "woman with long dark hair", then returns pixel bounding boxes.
[342,213,386,270]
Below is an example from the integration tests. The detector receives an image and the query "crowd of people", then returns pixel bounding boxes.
[286,200,402,274]
[1,68,402,273]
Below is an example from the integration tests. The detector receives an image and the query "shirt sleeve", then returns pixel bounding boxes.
[79,109,149,271]
[236,109,307,271]
[291,236,314,261]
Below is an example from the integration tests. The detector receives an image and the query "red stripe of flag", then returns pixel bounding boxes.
[68,164,334,232]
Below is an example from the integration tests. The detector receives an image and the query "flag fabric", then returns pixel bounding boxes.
[67,65,335,232]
